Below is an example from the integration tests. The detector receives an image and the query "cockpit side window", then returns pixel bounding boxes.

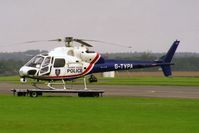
[53,58,65,68]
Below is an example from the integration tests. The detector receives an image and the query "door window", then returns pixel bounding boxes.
[42,57,51,67]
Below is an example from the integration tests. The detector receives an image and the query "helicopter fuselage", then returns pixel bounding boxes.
[19,40,179,82]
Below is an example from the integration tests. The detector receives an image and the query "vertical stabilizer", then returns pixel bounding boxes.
[159,40,179,76]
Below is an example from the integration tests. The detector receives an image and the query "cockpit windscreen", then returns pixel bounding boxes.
[25,56,44,68]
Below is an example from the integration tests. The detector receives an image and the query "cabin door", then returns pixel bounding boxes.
[39,56,52,76]
[51,58,66,77]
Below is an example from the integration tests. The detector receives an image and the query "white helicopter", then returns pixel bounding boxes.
[19,37,179,90]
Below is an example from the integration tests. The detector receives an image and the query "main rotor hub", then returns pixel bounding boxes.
[64,37,73,47]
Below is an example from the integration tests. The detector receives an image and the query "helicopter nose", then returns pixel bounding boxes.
[19,66,28,76]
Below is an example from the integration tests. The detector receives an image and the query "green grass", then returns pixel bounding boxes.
[97,77,199,86]
[1,75,199,86]
[0,76,19,82]
[0,96,199,133]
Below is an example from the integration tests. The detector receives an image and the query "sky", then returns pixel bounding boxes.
[0,0,199,53]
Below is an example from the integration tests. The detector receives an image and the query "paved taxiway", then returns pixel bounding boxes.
[0,82,199,99]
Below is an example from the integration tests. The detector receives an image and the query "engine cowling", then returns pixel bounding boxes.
[80,52,98,63]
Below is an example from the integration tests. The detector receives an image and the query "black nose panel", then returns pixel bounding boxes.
[27,70,37,75]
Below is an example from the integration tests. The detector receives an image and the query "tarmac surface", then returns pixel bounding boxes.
[0,82,199,99]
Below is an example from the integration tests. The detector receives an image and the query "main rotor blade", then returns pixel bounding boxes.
[13,40,49,44]
[0,40,49,47]
[48,38,62,42]
[80,39,132,48]
[0,37,132,49]
[73,39,93,47]
[0,38,64,47]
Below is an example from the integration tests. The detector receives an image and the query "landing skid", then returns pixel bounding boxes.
[47,79,68,90]
[32,79,72,90]
[32,77,89,90]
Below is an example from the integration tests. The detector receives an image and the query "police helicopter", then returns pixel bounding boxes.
[19,37,179,90]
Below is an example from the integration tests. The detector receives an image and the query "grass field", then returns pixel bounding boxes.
[1,75,199,86]
[0,73,199,133]
[0,95,199,133]
[97,77,199,86]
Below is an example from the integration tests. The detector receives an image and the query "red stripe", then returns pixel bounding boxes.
[47,53,100,79]
[90,53,99,64]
